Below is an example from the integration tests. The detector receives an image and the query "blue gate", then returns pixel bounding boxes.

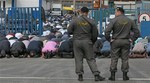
[139,1,150,37]
[0,7,43,35]
[100,8,137,35]
[93,1,150,38]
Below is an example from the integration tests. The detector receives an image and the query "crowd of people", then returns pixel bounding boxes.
[0,10,150,59]
[0,14,74,59]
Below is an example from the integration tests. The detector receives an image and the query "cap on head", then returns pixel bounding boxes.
[81,7,89,13]
[116,7,124,14]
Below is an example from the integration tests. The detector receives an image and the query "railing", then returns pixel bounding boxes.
[91,8,150,35]
[0,7,42,35]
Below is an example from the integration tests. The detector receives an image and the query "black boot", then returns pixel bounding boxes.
[109,72,115,81]
[123,72,129,81]
[78,74,83,81]
[94,75,105,81]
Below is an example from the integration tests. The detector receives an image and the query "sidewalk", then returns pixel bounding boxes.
[0,58,150,83]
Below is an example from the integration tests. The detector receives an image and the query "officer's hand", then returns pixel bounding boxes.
[129,39,133,43]
[110,39,114,43]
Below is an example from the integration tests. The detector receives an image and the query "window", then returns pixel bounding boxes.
[52,8,61,11]
[3,1,5,8]
[0,1,1,8]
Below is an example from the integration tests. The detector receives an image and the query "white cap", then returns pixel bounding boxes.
[15,33,23,39]
[6,35,13,39]
[42,30,51,36]
[56,25,62,29]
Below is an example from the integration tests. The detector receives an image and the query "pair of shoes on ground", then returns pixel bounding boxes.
[109,72,129,81]
[77,72,129,81]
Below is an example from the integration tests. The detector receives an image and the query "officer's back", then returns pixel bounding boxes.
[68,15,97,41]
[110,14,133,39]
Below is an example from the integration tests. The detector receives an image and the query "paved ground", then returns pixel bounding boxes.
[0,58,150,83]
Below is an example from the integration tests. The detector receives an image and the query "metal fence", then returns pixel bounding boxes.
[91,8,150,37]
[91,8,137,35]
[0,7,43,35]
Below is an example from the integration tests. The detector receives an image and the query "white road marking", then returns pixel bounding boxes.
[0,77,150,81]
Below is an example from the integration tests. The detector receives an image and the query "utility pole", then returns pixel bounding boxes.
[60,0,62,8]
[60,0,62,3]
[73,0,76,9]
[100,0,103,8]
[135,0,138,25]
[135,0,137,8]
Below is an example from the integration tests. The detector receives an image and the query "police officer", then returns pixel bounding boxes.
[67,7,105,81]
[105,7,140,81]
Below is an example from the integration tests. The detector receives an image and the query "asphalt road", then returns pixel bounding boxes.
[0,58,150,83]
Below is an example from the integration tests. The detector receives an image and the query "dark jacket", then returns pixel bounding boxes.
[27,40,43,53]
[105,14,140,42]
[0,39,10,53]
[67,15,98,43]
[10,41,26,56]
[58,38,73,52]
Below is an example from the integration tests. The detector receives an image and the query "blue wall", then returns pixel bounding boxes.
[140,21,150,38]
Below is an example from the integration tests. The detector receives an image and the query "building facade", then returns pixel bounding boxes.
[0,0,12,8]
[0,0,50,11]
